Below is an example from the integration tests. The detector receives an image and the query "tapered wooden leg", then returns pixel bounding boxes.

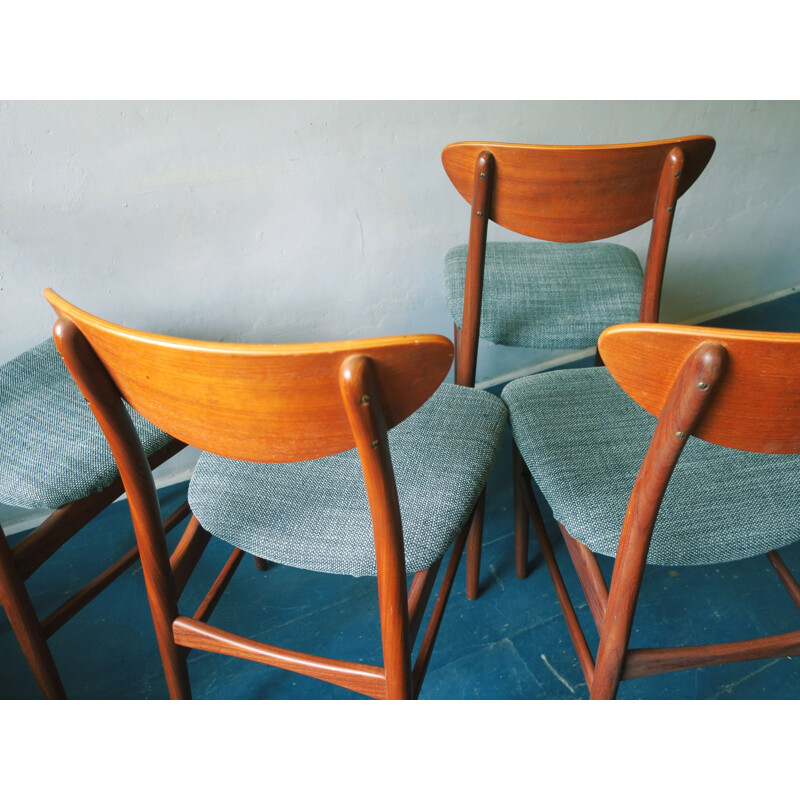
[142,564,192,699]
[253,556,269,571]
[0,526,66,699]
[523,495,595,686]
[560,525,608,634]
[466,489,486,600]
[766,550,800,613]
[382,619,413,699]
[513,440,529,579]
[381,576,413,699]
[408,564,441,645]
[590,540,649,700]
[412,514,472,696]
[129,511,192,699]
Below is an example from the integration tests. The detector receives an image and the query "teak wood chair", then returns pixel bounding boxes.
[0,338,190,699]
[501,322,800,699]
[441,135,716,599]
[44,289,507,700]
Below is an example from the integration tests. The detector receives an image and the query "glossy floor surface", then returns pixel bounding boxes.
[2,292,800,700]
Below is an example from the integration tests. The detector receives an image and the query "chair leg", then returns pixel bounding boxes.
[590,617,634,699]
[513,440,530,579]
[381,613,413,700]
[130,516,192,699]
[149,605,192,698]
[590,544,649,700]
[253,556,270,571]
[465,489,486,600]
[0,527,66,699]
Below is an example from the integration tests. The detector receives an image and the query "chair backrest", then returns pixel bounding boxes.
[44,290,453,463]
[441,136,716,242]
[599,322,800,454]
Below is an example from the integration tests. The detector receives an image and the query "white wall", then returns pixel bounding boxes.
[2,100,799,524]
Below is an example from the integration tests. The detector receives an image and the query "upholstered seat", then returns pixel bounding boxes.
[444,242,643,350]
[503,366,800,566]
[189,383,508,577]
[0,339,172,510]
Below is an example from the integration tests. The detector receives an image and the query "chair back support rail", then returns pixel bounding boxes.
[443,136,716,387]
[527,323,800,699]
[44,289,457,699]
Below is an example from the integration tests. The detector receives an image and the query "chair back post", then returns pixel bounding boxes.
[590,340,727,698]
[51,316,191,699]
[340,355,413,699]
[455,150,494,388]
[639,146,685,322]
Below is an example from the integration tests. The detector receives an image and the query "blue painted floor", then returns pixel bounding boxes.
[2,290,800,700]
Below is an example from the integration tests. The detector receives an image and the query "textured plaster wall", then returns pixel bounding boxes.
[1,100,799,523]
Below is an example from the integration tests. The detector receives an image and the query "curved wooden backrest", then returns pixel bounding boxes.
[442,136,715,241]
[599,323,800,454]
[44,290,454,463]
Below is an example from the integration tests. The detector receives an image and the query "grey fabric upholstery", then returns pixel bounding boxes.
[502,367,800,566]
[188,383,508,577]
[0,339,173,510]
[444,242,643,350]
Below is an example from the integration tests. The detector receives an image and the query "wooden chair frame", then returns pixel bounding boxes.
[442,136,716,599]
[0,440,190,699]
[45,289,477,699]
[513,323,800,699]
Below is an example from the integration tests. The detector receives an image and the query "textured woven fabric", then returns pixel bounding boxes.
[189,383,508,577]
[444,242,643,349]
[0,339,173,510]
[503,367,800,566]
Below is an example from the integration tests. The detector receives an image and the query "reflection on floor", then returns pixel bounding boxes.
[3,290,800,699]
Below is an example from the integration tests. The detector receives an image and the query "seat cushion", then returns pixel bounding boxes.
[0,339,173,510]
[502,367,800,566]
[444,242,643,350]
[188,383,508,577]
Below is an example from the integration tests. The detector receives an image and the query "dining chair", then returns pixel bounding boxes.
[44,289,507,699]
[502,321,800,699]
[441,135,716,598]
[0,338,190,699]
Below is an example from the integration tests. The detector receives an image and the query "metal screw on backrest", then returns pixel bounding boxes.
[667,206,674,212]
[480,172,486,179]
[360,395,370,404]
[675,171,682,178]
[675,431,686,439]
[697,382,708,391]
[371,440,379,448]
[476,211,483,216]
